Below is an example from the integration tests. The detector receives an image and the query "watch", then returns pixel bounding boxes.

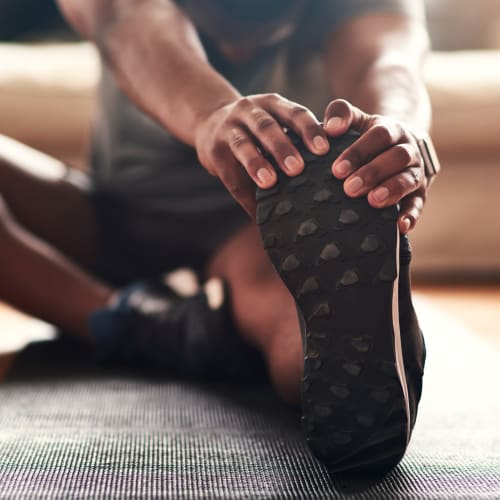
[412,132,441,186]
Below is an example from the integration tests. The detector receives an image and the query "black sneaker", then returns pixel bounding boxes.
[89,277,266,382]
[256,130,425,474]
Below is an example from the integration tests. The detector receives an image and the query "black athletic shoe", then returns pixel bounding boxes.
[256,130,425,474]
[89,278,266,382]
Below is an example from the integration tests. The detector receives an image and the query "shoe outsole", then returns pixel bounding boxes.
[256,131,410,474]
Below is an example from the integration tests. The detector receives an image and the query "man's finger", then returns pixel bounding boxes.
[332,122,407,179]
[398,193,425,234]
[342,143,420,197]
[323,99,370,137]
[244,108,304,176]
[366,166,423,208]
[218,159,256,219]
[227,127,277,188]
[270,98,330,156]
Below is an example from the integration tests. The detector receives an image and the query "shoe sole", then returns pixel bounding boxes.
[256,131,410,474]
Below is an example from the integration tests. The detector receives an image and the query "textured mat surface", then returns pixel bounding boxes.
[0,297,499,499]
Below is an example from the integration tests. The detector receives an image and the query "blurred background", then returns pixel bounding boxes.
[0,0,499,367]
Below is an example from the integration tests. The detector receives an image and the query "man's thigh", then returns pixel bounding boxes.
[0,135,99,268]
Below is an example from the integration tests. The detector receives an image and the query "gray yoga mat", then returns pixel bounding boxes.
[0,298,499,498]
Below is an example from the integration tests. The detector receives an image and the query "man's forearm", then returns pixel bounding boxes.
[325,14,431,132]
[349,61,431,132]
[58,0,240,145]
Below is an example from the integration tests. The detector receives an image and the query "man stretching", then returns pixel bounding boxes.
[0,0,438,473]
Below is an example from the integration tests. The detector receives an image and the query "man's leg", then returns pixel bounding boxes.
[0,137,268,374]
[206,223,303,403]
[0,135,112,341]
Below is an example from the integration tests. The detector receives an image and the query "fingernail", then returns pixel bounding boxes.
[373,187,389,203]
[334,159,352,177]
[257,168,274,185]
[284,156,301,172]
[326,117,343,130]
[401,217,411,233]
[313,135,329,152]
[345,176,363,194]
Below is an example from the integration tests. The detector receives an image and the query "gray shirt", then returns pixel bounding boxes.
[91,0,424,217]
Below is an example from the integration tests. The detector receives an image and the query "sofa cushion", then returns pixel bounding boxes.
[425,0,500,50]
[425,51,500,156]
[0,42,99,161]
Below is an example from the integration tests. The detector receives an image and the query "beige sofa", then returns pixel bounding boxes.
[0,42,499,278]
[414,51,500,277]
[0,43,98,165]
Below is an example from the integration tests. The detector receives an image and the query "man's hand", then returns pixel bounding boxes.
[195,93,330,218]
[324,99,427,235]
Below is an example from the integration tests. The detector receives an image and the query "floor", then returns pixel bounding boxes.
[0,284,499,381]
[416,283,500,349]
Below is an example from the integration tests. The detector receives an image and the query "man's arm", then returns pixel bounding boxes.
[322,12,432,233]
[57,0,329,216]
[326,13,430,129]
[57,0,239,146]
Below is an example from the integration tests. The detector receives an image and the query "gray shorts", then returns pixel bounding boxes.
[89,162,249,286]
[88,66,253,286]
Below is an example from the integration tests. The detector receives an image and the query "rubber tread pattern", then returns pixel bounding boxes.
[256,130,408,474]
